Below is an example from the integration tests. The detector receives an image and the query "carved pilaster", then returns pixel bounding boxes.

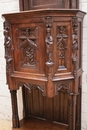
[10,90,20,128]
[45,17,54,97]
[4,21,12,74]
[72,17,79,77]
[45,17,53,65]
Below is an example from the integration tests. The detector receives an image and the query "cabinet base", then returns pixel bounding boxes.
[13,117,67,130]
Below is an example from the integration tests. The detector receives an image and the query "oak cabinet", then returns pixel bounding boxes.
[3,9,85,130]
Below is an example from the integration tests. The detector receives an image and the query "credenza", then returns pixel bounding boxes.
[3,8,85,130]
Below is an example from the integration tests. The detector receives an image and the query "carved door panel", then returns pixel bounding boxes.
[12,23,45,74]
[53,22,72,74]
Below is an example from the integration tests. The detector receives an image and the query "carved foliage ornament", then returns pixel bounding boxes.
[4,21,12,72]
[18,27,38,66]
[57,26,68,69]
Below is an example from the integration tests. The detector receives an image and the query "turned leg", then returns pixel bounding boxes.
[22,86,28,119]
[68,95,77,130]
[10,90,20,128]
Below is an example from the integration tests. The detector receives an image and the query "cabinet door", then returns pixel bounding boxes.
[53,22,72,74]
[12,23,45,74]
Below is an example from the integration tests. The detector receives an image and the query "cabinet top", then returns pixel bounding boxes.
[2,9,86,20]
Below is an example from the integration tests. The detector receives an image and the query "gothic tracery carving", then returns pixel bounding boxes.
[57,26,68,69]
[18,27,38,66]
[18,82,44,95]
[56,81,70,95]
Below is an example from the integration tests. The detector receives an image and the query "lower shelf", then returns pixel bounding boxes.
[13,118,67,130]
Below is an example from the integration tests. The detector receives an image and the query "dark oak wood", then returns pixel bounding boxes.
[3,9,85,130]
[19,0,79,11]
[10,90,20,128]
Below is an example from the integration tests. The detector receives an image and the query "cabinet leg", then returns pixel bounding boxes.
[68,95,76,130]
[10,90,20,128]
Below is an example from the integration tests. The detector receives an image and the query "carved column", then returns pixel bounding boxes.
[10,90,20,128]
[68,93,78,130]
[72,17,79,78]
[45,16,54,98]
[68,17,79,130]
[4,20,13,85]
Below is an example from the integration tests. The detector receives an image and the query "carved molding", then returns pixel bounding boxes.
[72,17,79,77]
[18,82,44,95]
[18,27,38,66]
[4,21,12,73]
[57,26,68,69]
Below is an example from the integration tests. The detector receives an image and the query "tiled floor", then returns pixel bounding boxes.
[0,120,12,130]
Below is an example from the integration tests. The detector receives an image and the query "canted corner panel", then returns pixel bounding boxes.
[57,26,68,70]
[54,22,71,74]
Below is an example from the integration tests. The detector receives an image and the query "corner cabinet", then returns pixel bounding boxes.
[3,9,85,130]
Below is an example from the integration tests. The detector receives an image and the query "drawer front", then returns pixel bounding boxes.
[12,23,45,74]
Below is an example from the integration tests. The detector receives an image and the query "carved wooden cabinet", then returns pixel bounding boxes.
[3,9,85,130]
